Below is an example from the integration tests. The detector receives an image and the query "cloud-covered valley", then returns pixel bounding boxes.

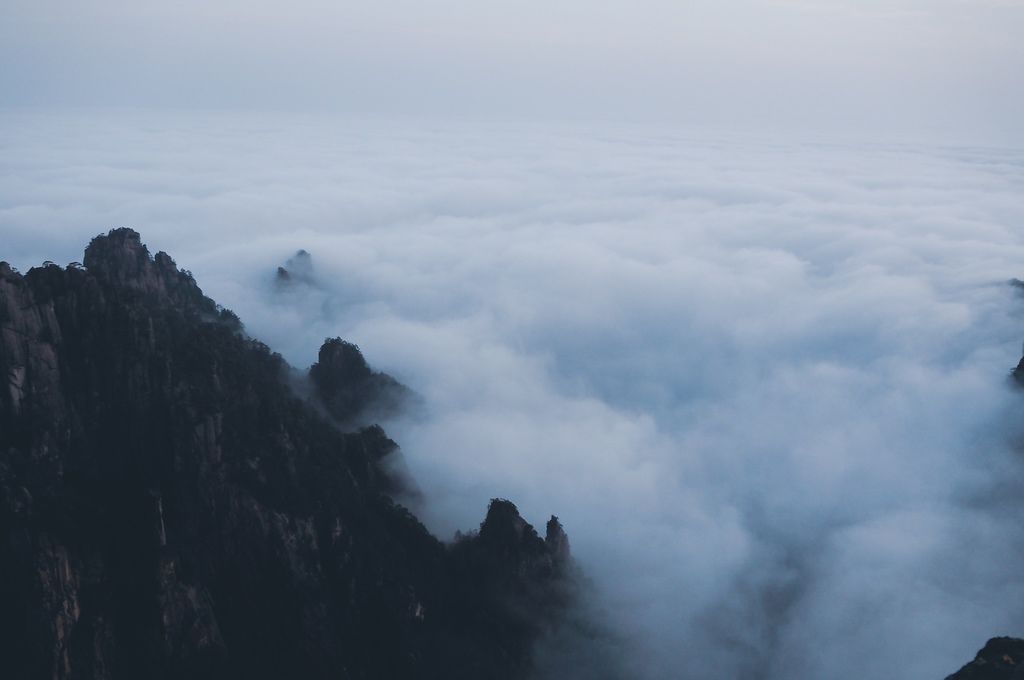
[3,111,1024,678]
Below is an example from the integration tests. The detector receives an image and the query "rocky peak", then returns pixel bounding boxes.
[444,498,574,673]
[311,338,373,388]
[474,499,569,574]
[308,337,411,426]
[84,227,162,288]
[545,515,571,567]
[81,228,214,315]
[479,499,538,547]
[275,249,316,289]
[0,262,18,280]
[946,637,1024,679]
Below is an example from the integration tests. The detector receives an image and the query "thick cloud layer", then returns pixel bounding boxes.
[3,111,1024,678]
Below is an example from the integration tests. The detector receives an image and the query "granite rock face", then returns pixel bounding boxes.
[946,638,1024,680]
[0,229,572,680]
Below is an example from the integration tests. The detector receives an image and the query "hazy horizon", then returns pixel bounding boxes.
[3,0,1023,145]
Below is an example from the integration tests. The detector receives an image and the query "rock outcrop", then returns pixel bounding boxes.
[946,638,1024,680]
[0,229,572,680]
[309,337,411,427]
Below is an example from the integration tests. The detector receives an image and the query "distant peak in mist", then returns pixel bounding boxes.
[276,248,316,288]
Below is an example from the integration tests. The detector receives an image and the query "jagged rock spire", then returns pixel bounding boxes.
[545,515,570,567]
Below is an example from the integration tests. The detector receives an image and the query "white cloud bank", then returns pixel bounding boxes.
[3,111,1024,678]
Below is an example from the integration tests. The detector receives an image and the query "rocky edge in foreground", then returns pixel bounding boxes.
[0,229,573,680]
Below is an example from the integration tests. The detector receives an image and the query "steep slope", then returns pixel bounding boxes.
[0,229,572,680]
[946,638,1024,680]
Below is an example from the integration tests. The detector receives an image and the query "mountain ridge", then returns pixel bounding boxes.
[0,228,574,680]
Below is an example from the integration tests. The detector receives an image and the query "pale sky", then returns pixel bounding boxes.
[2,0,1022,142]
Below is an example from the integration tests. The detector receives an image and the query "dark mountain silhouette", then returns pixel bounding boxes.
[0,229,573,680]
[309,337,413,429]
[946,638,1024,680]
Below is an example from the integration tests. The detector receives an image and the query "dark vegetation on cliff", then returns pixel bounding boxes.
[0,229,573,680]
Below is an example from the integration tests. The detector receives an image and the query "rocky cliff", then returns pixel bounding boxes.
[0,229,572,680]
[946,638,1024,680]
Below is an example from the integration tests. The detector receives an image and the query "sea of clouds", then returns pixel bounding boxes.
[3,110,1024,678]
